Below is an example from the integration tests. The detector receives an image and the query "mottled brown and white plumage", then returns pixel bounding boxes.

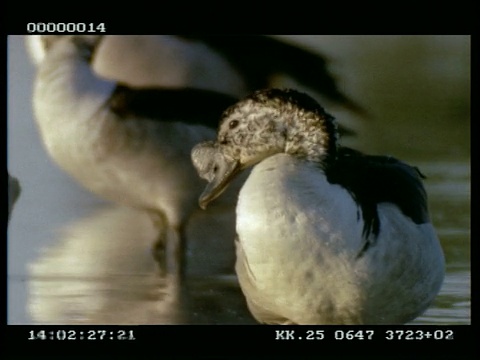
[192,88,445,324]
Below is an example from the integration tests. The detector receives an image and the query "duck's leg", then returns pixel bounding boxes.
[166,224,187,281]
[148,212,187,279]
[149,211,170,276]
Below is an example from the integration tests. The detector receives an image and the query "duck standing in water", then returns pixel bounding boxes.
[192,88,445,324]
[31,35,239,278]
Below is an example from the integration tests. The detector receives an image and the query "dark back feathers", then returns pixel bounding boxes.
[108,85,238,129]
[326,147,429,239]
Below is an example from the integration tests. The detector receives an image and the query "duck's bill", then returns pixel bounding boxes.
[199,158,241,210]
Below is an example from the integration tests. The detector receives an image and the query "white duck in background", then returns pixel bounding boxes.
[192,88,445,324]
[31,35,239,278]
[28,35,362,278]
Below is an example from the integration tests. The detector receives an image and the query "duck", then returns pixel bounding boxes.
[191,88,445,324]
[31,35,239,278]
[28,35,362,279]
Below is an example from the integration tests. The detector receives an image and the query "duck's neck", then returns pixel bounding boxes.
[32,38,118,172]
[33,38,116,130]
[283,109,337,164]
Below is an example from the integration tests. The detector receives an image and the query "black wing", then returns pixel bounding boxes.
[326,147,429,239]
[177,35,364,114]
[108,85,239,129]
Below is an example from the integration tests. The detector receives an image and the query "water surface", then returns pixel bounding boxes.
[7,35,470,325]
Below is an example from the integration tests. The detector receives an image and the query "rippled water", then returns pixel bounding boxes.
[7,35,470,325]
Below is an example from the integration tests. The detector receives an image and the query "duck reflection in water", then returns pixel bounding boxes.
[28,205,256,324]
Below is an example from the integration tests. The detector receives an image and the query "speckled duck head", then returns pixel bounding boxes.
[191,88,338,209]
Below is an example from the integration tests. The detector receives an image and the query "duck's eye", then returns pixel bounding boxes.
[229,120,239,129]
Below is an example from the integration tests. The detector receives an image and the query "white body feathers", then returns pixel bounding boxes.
[235,154,445,324]
[32,37,213,227]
